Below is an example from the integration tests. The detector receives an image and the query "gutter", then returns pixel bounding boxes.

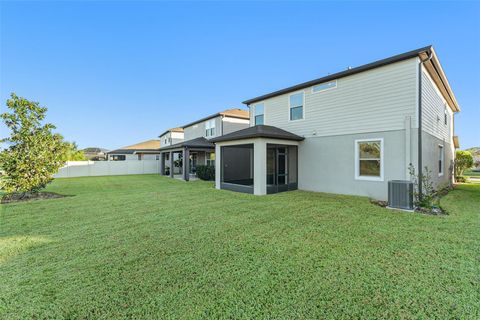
[417,51,433,200]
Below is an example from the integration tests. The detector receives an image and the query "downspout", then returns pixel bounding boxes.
[417,51,433,200]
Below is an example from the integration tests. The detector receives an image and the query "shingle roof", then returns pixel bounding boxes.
[107,140,161,155]
[159,137,215,151]
[158,127,184,138]
[181,108,249,129]
[107,149,136,155]
[210,125,304,143]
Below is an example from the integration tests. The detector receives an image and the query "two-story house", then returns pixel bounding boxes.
[159,127,185,148]
[211,46,460,201]
[159,109,249,180]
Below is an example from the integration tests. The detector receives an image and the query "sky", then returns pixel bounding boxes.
[0,1,479,150]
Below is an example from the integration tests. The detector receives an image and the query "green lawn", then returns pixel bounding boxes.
[1,175,479,319]
[465,169,480,177]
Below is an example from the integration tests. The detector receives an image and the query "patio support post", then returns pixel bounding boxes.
[160,152,165,175]
[183,147,190,181]
[169,151,174,178]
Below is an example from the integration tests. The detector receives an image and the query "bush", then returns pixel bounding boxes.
[196,165,215,181]
[455,175,468,183]
[0,93,69,194]
[455,150,474,176]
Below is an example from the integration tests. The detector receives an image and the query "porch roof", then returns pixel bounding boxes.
[159,137,215,151]
[210,125,305,143]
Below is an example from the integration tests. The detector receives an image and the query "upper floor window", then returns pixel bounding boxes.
[289,92,304,121]
[254,103,264,125]
[312,80,337,93]
[355,139,383,181]
[444,106,448,125]
[205,119,216,137]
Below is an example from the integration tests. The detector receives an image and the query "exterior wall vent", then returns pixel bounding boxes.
[388,180,414,210]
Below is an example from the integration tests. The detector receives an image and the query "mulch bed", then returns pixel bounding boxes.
[1,192,68,204]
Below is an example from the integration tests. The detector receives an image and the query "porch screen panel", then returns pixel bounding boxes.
[222,144,254,186]
[288,146,298,184]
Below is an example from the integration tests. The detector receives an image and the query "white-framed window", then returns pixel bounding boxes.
[155,155,160,160]
[289,92,304,121]
[254,103,264,125]
[205,119,216,137]
[438,145,444,176]
[206,152,215,166]
[312,80,337,93]
[355,139,384,181]
[444,105,448,125]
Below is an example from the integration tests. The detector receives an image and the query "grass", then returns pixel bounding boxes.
[1,175,479,319]
[464,168,480,177]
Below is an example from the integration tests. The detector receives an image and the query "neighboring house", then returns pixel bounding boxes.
[159,109,249,180]
[211,46,460,200]
[107,139,161,161]
[82,147,109,161]
[159,127,184,148]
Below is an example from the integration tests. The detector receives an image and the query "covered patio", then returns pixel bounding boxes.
[159,137,215,181]
[211,125,304,195]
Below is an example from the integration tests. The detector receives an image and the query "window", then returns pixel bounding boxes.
[164,138,168,145]
[312,80,337,93]
[355,139,383,181]
[137,154,142,161]
[438,145,444,176]
[444,106,448,125]
[111,155,126,161]
[254,103,264,125]
[206,152,215,166]
[205,119,216,137]
[289,92,304,121]
[155,155,160,160]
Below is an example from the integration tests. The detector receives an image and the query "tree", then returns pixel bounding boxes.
[454,150,474,177]
[475,160,480,169]
[63,142,87,161]
[0,93,69,194]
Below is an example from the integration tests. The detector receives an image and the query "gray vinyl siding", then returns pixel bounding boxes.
[421,68,452,141]
[160,132,183,147]
[184,116,247,140]
[184,117,222,140]
[222,117,249,135]
[159,133,170,148]
[248,58,418,138]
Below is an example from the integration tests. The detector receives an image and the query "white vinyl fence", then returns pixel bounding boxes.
[54,160,161,178]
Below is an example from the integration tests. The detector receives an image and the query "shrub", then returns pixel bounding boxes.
[408,164,437,209]
[0,93,69,194]
[455,150,474,177]
[455,175,468,183]
[196,165,215,181]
